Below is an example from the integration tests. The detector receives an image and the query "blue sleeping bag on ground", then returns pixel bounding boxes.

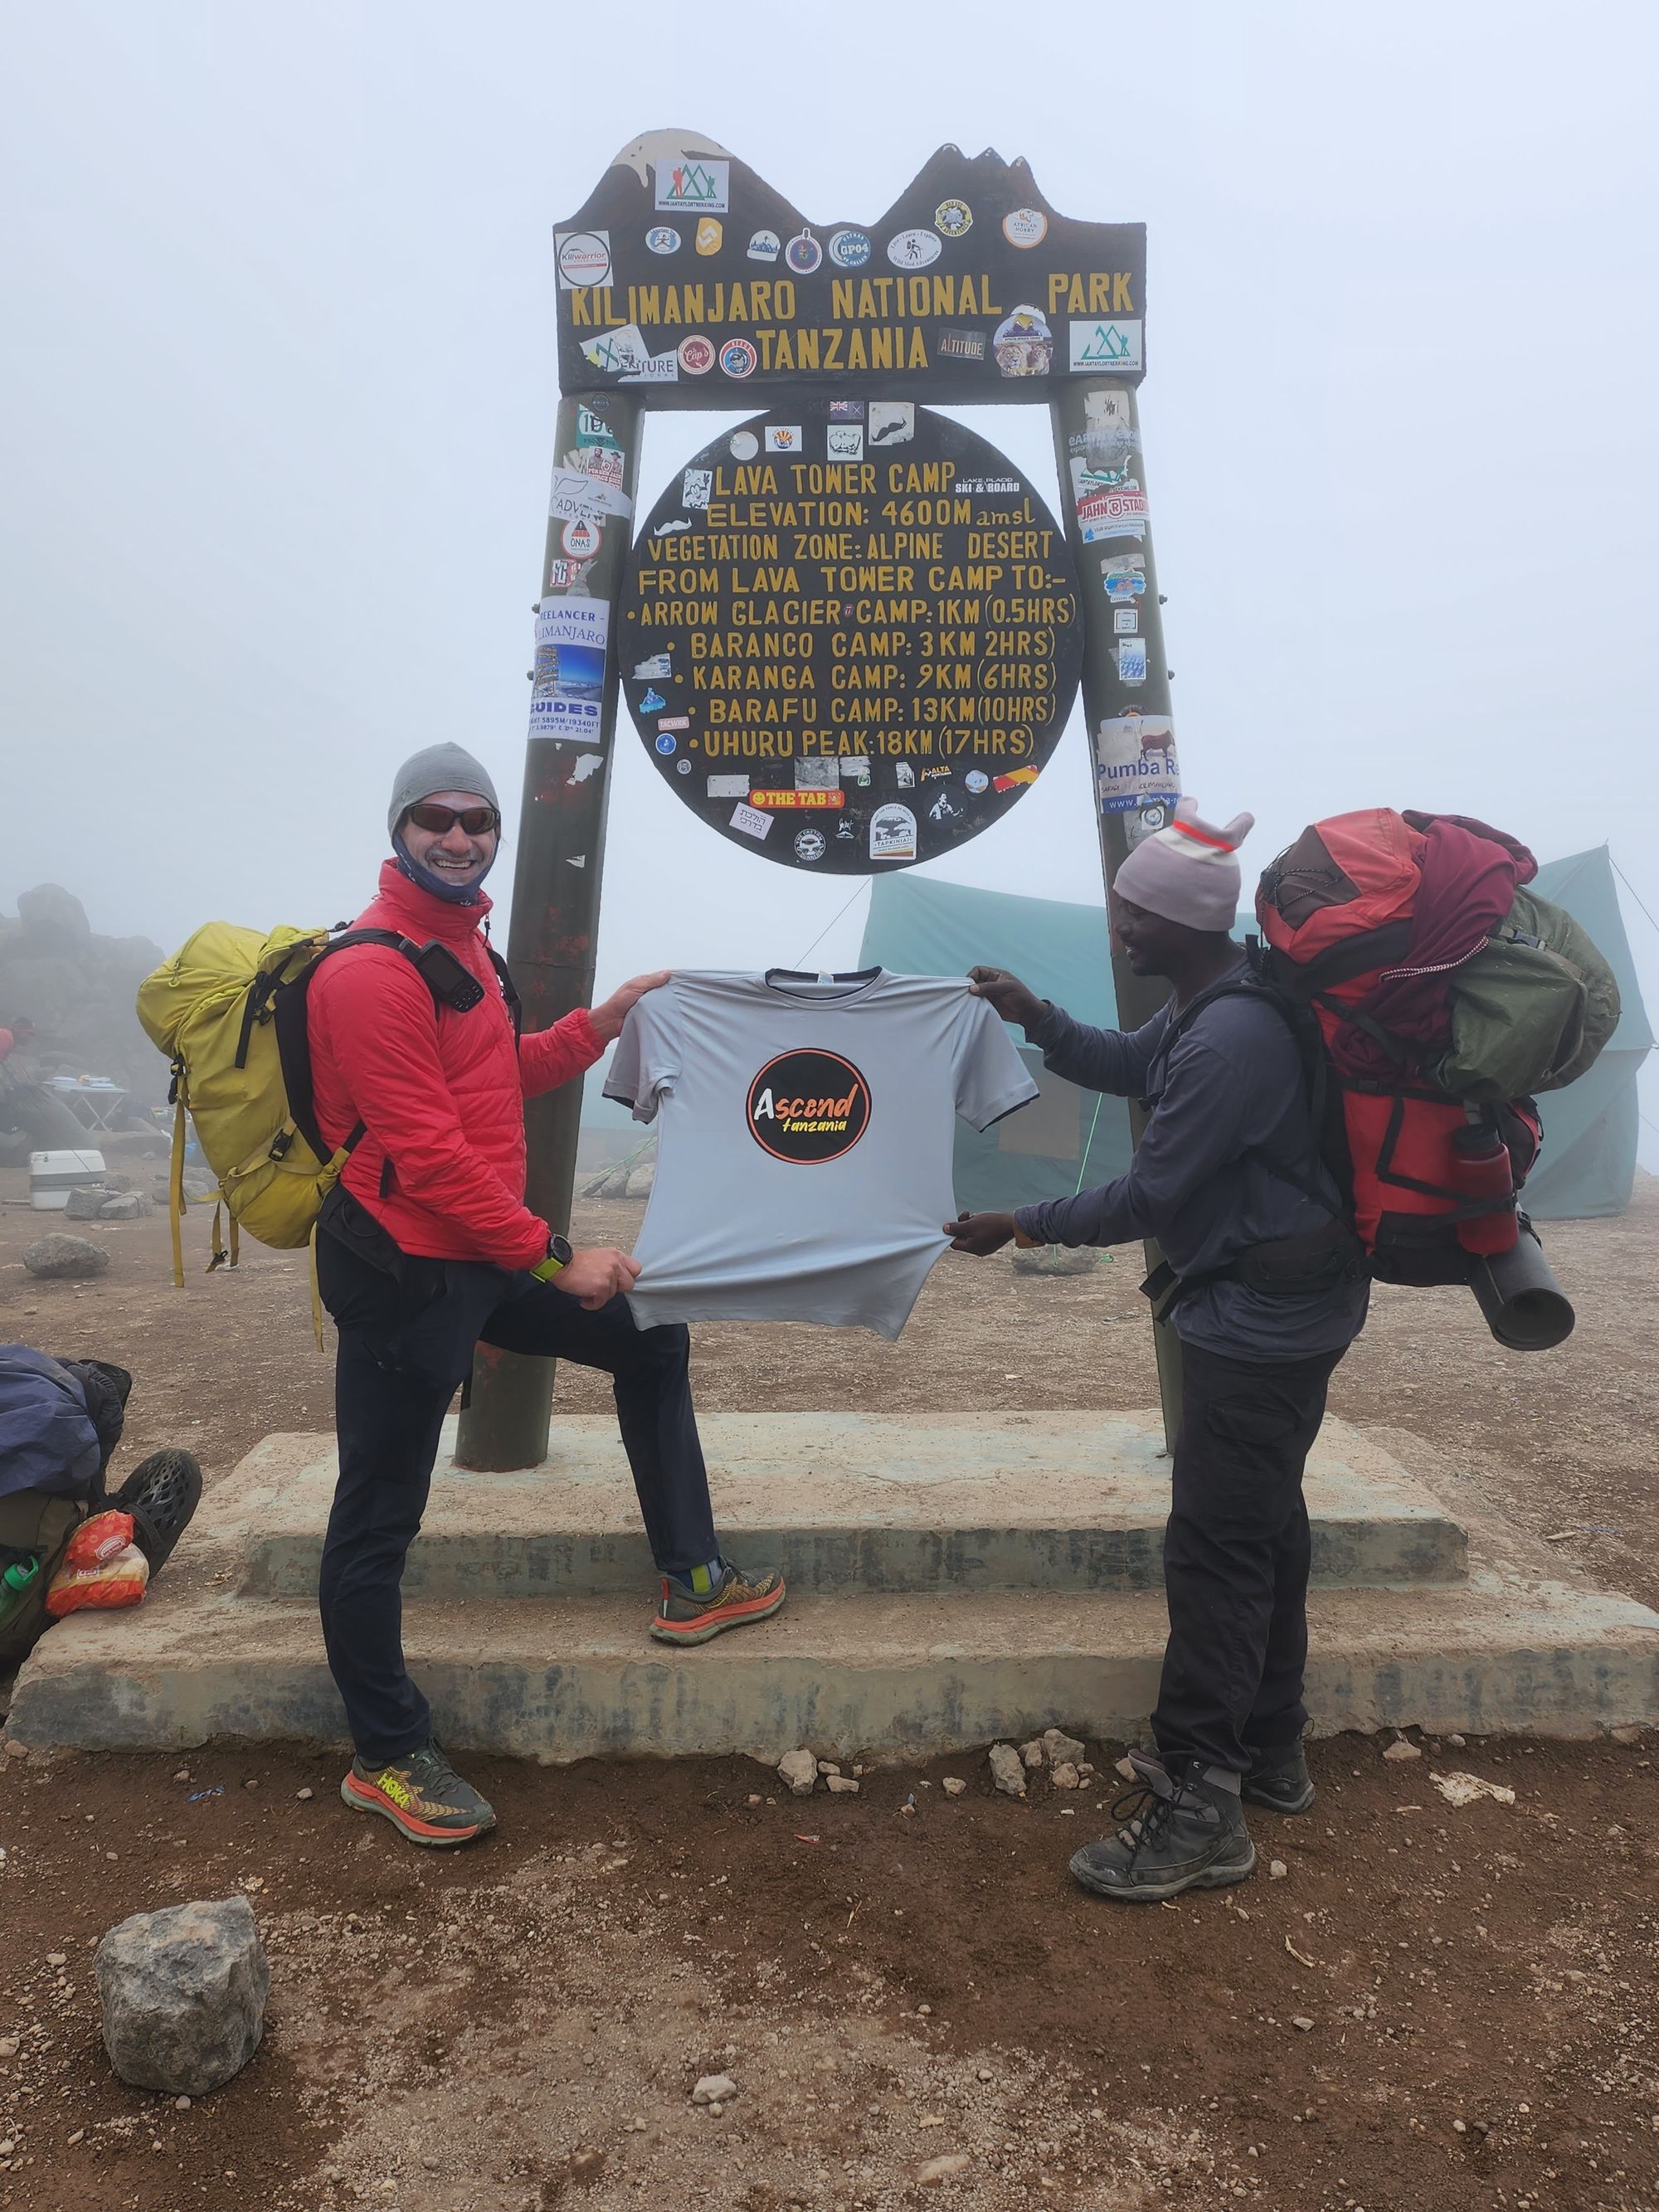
[0,1344,105,1501]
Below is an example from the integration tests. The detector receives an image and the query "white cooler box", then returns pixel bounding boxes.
[28,1149,108,1210]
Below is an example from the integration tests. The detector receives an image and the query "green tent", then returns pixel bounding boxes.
[859,845,1652,1221]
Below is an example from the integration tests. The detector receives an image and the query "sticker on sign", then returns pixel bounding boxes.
[555,231,611,290]
[1068,319,1144,373]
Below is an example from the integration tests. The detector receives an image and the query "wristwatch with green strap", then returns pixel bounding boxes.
[528,1234,573,1281]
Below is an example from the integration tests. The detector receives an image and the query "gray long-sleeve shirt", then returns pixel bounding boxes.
[1012,960,1369,1360]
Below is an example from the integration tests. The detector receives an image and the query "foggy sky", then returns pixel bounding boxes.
[3,3,1657,1146]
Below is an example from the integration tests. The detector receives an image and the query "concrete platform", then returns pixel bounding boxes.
[13,1576,1659,1759]
[9,1412,1658,1757]
[232,1412,1467,1597]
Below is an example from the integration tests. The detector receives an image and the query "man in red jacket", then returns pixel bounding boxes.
[309,743,784,1847]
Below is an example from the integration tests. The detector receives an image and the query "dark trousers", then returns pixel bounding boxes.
[1151,1339,1345,1777]
[316,1228,718,1765]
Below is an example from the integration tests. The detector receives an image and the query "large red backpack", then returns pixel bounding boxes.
[1254,809,1548,1288]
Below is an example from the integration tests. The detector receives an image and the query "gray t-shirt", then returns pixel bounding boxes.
[604,968,1038,1339]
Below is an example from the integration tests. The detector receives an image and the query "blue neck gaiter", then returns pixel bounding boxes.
[392,832,496,907]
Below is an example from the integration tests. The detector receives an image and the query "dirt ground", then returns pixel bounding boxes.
[1,1159,1657,2211]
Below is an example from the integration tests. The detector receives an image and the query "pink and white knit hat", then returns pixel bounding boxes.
[1112,799,1256,933]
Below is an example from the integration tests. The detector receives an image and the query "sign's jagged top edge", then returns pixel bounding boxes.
[563,135,1137,245]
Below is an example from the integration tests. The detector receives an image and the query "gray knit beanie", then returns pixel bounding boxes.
[387,744,500,839]
[1113,798,1255,933]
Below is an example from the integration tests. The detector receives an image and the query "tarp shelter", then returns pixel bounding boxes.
[859,845,1652,1221]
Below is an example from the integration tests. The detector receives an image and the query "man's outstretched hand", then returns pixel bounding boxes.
[560,1246,641,1310]
[944,1209,1019,1257]
[966,966,1048,1035]
[587,971,672,1044]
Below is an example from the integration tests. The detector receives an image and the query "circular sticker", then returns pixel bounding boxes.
[747,229,781,262]
[886,227,941,270]
[934,198,972,239]
[719,338,757,378]
[645,226,680,255]
[828,228,872,269]
[785,230,823,275]
[747,1050,871,1165]
[557,231,611,287]
[561,517,602,560]
[677,333,716,375]
[654,732,677,756]
[619,405,1084,877]
[676,759,692,775]
[1002,207,1048,248]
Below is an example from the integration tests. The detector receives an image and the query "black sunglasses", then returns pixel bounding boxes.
[404,802,501,836]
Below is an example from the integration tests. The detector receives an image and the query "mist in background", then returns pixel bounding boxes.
[2,2,1656,1150]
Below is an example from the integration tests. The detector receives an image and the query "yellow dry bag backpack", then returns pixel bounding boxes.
[136,923,517,1299]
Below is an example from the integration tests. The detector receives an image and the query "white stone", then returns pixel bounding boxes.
[1382,1738,1423,1762]
[988,1744,1026,1798]
[1042,1728,1087,1766]
[825,1775,859,1795]
[776,1748,819,1797]
[1049,1762,1082,1790]
[1269,1860,1288,1880]
[1019,1740,1044,1769]
[692,2073,737,2106]
[918,2152,971,2185]
[941,1777,967,1798]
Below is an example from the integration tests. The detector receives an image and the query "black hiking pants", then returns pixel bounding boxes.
[1151,1339,1346,1778]
[316,1221,718,1766]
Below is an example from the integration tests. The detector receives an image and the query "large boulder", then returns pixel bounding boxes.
[22,1232,109,1279]
[17,883,90,941]
[65,1186,114,1219]
[95,1896,270,2096]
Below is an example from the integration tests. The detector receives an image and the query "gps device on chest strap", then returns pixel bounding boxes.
[407,940,486,1013]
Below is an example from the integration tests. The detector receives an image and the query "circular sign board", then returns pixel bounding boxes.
[618,403,1083,873]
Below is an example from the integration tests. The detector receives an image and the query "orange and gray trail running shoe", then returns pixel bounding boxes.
[340,1739,496,1847]
[650,1560,786,1646]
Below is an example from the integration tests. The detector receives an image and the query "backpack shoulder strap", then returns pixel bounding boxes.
[485,945,523,1044]
[272,930,432,1164]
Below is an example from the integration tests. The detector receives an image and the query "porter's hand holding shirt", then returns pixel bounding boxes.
[604,968,1037,1338]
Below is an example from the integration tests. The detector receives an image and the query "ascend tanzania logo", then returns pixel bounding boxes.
[747,1049,871,1164]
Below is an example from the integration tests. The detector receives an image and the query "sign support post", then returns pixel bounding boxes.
[1047,377,1185,1451]
[453,390,642,1471]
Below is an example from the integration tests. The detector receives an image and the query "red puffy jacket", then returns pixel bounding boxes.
[307,861,602,1268]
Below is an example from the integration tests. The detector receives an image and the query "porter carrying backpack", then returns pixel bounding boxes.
[1251,809,1620,1286]
[136,923,518,1290]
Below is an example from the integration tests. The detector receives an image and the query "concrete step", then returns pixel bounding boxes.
[12,1569,1659,1759]
[231,1412,1468,1598]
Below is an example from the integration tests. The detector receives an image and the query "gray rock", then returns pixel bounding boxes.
[777,1748,819,1797]
[18,882,91,941]
[941,1777,967,1798]
[1019,1739,1044,1768]
[1049,1762,1082,1791]
[98,1193,150,1219]
[64,1185,114,1219]
[22,1232,109,1280]
[1042,1728,1088,1766]
[624,1159,656,1198]
[988,1743,1026,1798]
[692,2072,737,2106]
[95,1896,270,2095]
[825,1774,859,1795]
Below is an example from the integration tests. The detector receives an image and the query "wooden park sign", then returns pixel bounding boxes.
[458,131,1180,1466]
